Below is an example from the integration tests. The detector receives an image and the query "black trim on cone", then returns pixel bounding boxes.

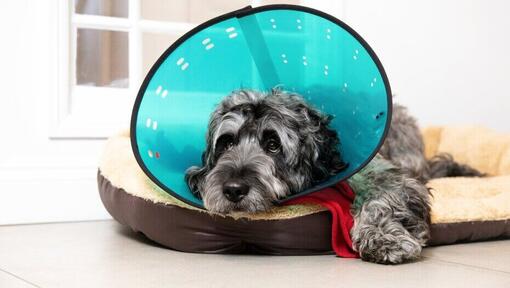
[130,4,393,209]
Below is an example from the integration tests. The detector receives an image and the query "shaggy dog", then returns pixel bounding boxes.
[186,89,482,264]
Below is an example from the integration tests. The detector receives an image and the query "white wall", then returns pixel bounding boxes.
[343,0,510,131]
[0,0,509,225]
[0,1,110,225]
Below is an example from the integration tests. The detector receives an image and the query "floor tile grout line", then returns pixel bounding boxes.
[0,267,42,288]
[0,218,113,228]
[424,256,510,275]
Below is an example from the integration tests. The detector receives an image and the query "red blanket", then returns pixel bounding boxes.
[284,182,359,258]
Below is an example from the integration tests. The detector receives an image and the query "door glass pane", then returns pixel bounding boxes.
[142,33,180,76]
[141,0,250,23]
[75,0,128,18]
[76,28,129,88]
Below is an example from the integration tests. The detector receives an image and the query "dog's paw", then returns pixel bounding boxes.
[352,226,422,264]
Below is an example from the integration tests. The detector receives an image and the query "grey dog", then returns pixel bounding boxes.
[186,89,482,264]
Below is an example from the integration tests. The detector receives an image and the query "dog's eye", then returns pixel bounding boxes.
[216,134,235,153]
[225,140,234,151]
[266,139,281,154]
[262,130,281,154]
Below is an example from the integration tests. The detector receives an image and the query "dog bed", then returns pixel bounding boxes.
[98,126,510,255]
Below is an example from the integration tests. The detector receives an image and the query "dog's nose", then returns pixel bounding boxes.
[223,180,249,202]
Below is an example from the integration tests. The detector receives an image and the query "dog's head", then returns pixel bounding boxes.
[185,89,347,213]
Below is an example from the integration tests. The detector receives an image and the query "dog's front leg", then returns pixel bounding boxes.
[348,156,431,264]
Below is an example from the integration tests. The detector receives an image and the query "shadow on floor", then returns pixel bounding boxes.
[114,223,168,250]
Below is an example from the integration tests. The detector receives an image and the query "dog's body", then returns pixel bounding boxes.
[186,89,482,264]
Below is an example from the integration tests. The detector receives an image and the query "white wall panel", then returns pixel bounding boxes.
[343,0,510,131]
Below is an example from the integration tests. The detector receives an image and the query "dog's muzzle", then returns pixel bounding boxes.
[222,179,249,202]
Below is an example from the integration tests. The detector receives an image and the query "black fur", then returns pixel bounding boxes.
[427,153,485,178]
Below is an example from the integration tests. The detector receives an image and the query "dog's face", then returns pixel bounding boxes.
[185,90,346,213]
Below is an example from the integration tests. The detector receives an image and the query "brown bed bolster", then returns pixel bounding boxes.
[429,219,510,246]
[98,171,334,255]
[98,170,510,254]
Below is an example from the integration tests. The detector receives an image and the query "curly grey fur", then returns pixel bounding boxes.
[186,89,482,264]
[378,104,430,181]
[348,156,430,264]
[186,89,346,213]
[378,104,483,182]
[350,103,482,264]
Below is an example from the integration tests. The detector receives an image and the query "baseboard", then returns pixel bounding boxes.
[0,167,111,225]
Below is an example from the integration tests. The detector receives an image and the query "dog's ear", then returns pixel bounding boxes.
[185,164,209,199]
[185,120,217,198]
[185,143,214,198]
[298,105,348,183]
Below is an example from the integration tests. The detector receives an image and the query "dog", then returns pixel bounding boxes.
[185,89,482,264]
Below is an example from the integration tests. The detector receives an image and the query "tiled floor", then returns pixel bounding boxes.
[0,221,509,288]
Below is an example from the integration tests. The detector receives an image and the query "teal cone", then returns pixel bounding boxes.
[131,5,392,208]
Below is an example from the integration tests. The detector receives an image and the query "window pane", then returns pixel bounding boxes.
[142,33,180,76]
[75,0,128,18]
[141,0,250,23]
[141,0,189,22]
[76,29,129,88]
[188,0,251,23]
